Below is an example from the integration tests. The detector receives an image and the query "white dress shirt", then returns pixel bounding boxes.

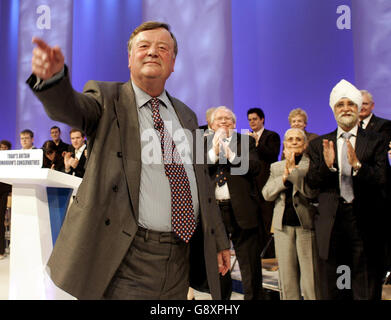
[208,135,236,201]
[74,143,86,160]
[360,113,373,129]
[255,127,265,143]
[336,125,358,188]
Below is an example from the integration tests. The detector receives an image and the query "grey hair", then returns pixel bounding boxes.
[360,90,374,103]
[284,128,307,144]
[205,107,216,124]
[210,106,236,124]
[288,108,308,124]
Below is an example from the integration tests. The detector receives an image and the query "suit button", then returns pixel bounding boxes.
[208,198,212,203]
[113,185,118,192]
[117,152,123,158]
[105,219,110,226]
[211,228,215,235]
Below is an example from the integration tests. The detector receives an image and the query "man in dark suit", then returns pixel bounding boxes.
[28,21,230,300]
[207,106,263,300]
[359,90,391,283]
[50,126,70,156]
[307,79,388,300]
[63,128,87,178]
[247,108,281,258]
[359,90,391,142]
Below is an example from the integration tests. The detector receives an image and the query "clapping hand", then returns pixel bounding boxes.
[64,152,79,171]
[322,139,335,168]
[213,128,233,160]
[246,131,259,146]
[283,148,296,182]
[213,128,227,155]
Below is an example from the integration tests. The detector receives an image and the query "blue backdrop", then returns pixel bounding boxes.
[1,0,390,154]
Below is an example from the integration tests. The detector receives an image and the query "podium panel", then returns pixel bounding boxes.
[0,168,82,299]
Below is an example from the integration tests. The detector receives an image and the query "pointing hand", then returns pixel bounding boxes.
[31,37,64,80]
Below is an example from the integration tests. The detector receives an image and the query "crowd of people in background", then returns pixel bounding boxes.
[199,84,391,300]
[0,85,390,299]
[0,126,87,260]
[1,19,390,300]
[0,126,87,178]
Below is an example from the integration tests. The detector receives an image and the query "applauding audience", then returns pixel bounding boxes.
[42,140,65,171]
[64,129,87,178]
[263,128,320,299]
[306,79,388,300]
[50,126,70,156]
[247,107,281,258]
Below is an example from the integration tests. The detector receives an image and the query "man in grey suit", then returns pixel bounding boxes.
[263,128,319,300]
[28,21,230,300]
[307,79,388,300]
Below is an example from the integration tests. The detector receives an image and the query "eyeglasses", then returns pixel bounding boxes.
[215,116,233,122]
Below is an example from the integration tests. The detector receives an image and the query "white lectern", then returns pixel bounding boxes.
[0,167,82,300]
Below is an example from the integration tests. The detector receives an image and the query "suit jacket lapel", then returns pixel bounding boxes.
[229,132,239,155]
[258,129,268,146]
[292,155,309,196]
[367,113,381,131]
[114,81,141,220]
[355,127,367,161]
[329,130,339,169]
[166,92,196,132]
[273,160,287,201]
[166,92,204,182]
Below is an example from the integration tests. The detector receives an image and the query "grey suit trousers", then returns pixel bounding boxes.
[103,227,190,300]
[274,225,320,300]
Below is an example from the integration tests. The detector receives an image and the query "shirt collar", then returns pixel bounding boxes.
[362,113,373,126]
[255,127,265,137]
[75,143,86,153]
[337,125,358,139]
[131,80,170,110]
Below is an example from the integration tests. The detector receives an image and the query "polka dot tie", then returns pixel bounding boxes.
[215,165,227,187]
[150,97,196,243]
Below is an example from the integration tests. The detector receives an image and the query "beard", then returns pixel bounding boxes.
[335,112,359,129]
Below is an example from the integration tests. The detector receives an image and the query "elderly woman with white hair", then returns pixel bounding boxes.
[262,128,320,299]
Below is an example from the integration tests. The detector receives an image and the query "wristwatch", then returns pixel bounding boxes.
[353,161,362,171]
